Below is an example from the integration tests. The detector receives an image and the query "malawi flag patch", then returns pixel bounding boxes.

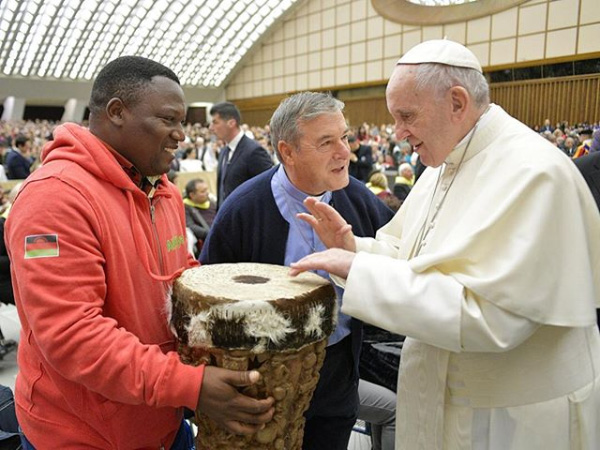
[25,234,59,259]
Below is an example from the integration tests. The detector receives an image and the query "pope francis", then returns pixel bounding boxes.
[290,40,600,450]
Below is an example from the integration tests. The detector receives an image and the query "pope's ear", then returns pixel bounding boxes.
[449,86,469,121]
[278,140,294,165]
[105,98,126,126]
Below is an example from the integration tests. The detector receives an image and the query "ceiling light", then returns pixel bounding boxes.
[0,0,298,87]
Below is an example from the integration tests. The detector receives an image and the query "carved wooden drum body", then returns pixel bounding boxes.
[172,263,337,450]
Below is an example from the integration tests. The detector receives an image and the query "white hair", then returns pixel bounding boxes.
[413,63,490,108]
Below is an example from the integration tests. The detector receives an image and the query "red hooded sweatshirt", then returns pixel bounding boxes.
[6,123,203,449]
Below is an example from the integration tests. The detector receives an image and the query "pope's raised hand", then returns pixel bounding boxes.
[297,197,356,252]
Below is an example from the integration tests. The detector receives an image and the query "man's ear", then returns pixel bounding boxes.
[106,98,126,126]
[278,140,294,166]
[449,86,469,122]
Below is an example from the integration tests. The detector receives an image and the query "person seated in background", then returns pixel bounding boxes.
[366,172,392,200]
[358,379,396,450]
[394,162,414,187]
[196,137,218,172]
[178,147,204,172]
[183,178,217,257]
[539,118,554,133]
[5,135,33,180]
[563,136,577,156]
[393,162,415,201]
[348,135,374,183]
[591,129,600,154]
[0,139,9,182]
[0,185,19,359]
[573,128,594,159]
[367,171,404,212]
[392,140,412,167]
[357,322,403,450]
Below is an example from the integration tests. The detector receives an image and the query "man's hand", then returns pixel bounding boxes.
[289,248,356,279]
[297,197,356,252]
[197,366,275,435]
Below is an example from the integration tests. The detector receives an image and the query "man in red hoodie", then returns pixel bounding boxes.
[6,56,273,449]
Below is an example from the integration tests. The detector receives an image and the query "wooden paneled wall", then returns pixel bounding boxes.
[490,74,600,127]
[234,73,600,129]
[238,98,393,131]
[342,97,393,128]
[231,95,284,129]
[238,109,277,128]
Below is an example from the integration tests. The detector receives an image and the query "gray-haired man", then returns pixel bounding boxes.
[200,91,394,449]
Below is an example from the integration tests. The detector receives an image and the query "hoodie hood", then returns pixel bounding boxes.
[43,122,163,191]
[42,123,183,282]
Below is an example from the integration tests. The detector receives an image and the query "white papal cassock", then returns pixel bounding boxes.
[341,104,600,449]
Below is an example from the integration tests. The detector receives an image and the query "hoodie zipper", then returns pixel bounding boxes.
[148,196,166,277]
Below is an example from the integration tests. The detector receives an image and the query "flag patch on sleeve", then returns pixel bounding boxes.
[25,234,59,259]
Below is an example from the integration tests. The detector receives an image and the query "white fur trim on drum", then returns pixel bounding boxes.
[304,304,326,339]
[185,300,296,352]
[186,310,213,347]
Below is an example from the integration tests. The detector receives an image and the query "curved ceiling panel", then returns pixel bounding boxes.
[372,0,529,26]
[0,0,297,87]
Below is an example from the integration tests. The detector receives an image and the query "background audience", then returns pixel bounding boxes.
[2,117,598,185]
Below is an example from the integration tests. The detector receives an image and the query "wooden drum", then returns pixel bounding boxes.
[172,263,337,450]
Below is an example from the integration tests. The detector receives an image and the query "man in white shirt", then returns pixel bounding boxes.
[290,40,600,450]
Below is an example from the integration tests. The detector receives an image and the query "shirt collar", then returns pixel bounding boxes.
[106,145,162,196]
[273,165,331,209]
[227,129,245,152]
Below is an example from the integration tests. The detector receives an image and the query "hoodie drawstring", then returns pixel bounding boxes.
[126,190,185,282]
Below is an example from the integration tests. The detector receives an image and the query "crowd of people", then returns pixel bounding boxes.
[1,113,598,186]
[0,40,599,450]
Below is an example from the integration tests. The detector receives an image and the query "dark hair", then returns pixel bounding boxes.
[88,56,180,115]
[209,102,241,125]
[15,135,29,148]
[185,178,206,197]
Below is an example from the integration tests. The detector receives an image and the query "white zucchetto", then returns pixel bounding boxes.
[397,39,483,73]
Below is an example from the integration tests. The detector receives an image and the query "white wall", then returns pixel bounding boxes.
[226,0,600,100]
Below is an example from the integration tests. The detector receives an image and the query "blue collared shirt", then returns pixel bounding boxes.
[271,165,351,346]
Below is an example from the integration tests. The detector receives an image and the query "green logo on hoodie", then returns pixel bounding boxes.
[167,235,185,252]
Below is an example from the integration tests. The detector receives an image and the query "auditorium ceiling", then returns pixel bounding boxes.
[0,0,298,88]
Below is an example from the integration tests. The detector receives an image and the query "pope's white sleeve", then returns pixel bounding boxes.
[355,236,399,257]
[342,252,538,353]
[330,236,401,288]
[460,290,539,352]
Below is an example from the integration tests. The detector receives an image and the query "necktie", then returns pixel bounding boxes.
[220,146,230,179]
[219,146,231,204]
